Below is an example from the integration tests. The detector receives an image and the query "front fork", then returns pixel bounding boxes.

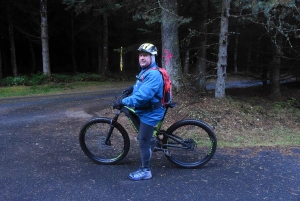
[104,110,121,145]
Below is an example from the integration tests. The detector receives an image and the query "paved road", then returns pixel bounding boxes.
[206,80,264,90]
[206,78,297,90]
[0,91,299,201]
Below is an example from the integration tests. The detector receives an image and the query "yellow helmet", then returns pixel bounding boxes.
[137,43,158,55]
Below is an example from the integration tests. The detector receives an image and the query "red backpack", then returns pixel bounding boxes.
[143,67,172,107]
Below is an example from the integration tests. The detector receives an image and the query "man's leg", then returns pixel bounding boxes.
[138,122,154,169]
[128,122,154,180]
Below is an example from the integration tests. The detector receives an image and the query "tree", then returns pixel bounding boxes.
[8,0,43,74]
[7,0,18,77]
[63,0,121,74]
[102,13,108,75]
[215,0,231,98]
[232,0,300,97]
[123,0,190,91]
[270,33,283,97]
[233,27,239,73]
[1,0,298,94]
[40,0,51,75]
[160,0,183,91]
[0,47,3,79]
[261,1,299,97]
[196,0,209,89]
[70,7,78,73]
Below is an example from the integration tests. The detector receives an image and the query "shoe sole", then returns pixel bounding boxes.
[128,175,152,181]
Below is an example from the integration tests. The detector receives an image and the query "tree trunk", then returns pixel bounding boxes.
[246,37,252,72]
[183,49,189,75]
[40,0,51,76]
[262,64,268,86]
[270,35,282,97]
[102,14,108,75]
[29,41,36,73]
[91,47,97,71]
[98,43,103,74]
[83,49,90,70]
[196,0,208,89]
[215,0,231,99]
[7,0,18,77]
[233,28,239,73]
[161,0,183,92]
[270,56,281,97]
[0,47,2,79]
[71,9,77,74]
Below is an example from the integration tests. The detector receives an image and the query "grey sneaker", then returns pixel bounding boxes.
[128,168,152,181]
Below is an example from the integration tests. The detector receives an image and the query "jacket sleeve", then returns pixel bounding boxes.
[122,70,162,108]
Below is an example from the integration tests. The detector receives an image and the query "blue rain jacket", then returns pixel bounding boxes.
[122,63,166,126]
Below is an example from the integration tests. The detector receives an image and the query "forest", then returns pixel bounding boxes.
[0,0,300,98]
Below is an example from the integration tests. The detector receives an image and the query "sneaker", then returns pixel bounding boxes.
[128,168,152,181]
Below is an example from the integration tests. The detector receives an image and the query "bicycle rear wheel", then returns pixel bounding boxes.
[79,118,130,164]
[163,119,217,168]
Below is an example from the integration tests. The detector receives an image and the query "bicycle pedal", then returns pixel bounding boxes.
[163,149,171,157]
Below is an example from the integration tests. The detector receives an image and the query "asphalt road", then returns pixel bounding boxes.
[0,90,299,201]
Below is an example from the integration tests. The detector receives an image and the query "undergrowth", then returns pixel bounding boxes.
[0,72,135,87]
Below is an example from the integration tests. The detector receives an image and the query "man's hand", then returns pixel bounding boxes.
[113,100,124,109]
[122,86,133,95]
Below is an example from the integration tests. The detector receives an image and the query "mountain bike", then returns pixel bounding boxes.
[79,94,217,168]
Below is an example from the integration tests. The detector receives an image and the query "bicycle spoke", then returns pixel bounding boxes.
[163,119,217,168]
[79,118,130,164]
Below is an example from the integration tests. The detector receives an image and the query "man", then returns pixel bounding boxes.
[113,43,165,181]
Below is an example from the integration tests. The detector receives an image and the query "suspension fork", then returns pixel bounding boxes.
[104,110,121,145]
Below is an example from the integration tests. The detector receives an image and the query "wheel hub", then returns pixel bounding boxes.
[184,138,197,150]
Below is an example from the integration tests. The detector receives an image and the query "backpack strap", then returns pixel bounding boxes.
[134,102,162,110]
[139,67,158,81]
[136,67,162,110]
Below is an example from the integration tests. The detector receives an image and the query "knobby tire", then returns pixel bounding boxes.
[163,119,217,168]
[79,118,130,164]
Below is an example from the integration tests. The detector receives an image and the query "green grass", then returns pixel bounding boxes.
[217,128,300,148]
[0,84,68,98]
[0,81,134,98]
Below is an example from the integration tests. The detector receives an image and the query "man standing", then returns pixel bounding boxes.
[113,43,165,181]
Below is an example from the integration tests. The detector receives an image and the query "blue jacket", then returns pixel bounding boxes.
[122,63,166,126]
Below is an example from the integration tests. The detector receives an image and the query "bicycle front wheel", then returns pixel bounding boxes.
[79,118,130,164]
[163,119,217,168]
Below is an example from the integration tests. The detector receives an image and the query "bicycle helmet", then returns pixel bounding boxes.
[137,43,158,55]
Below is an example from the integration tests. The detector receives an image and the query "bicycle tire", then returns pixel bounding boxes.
[79,117,130,164]
[163,119,217,168]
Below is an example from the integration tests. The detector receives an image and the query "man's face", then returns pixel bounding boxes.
[139,52,151,68]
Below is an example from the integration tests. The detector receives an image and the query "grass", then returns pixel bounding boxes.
[161,83,300,148]
[217,128,300,147]
[0,81,134,98]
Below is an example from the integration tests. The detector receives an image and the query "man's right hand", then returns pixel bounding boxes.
[122,86,133,95]
[113,100,124,109]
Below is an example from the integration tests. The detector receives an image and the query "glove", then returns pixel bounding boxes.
[122,86,133,95]
[113,99,124,109]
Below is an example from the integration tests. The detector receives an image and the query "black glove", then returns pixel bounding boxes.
[113,99,124,109]
[122,86,133,95]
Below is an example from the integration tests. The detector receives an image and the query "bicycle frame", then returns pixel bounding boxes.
[104,103,193,152]
[115,106,166,135]
[103,107,141,146]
